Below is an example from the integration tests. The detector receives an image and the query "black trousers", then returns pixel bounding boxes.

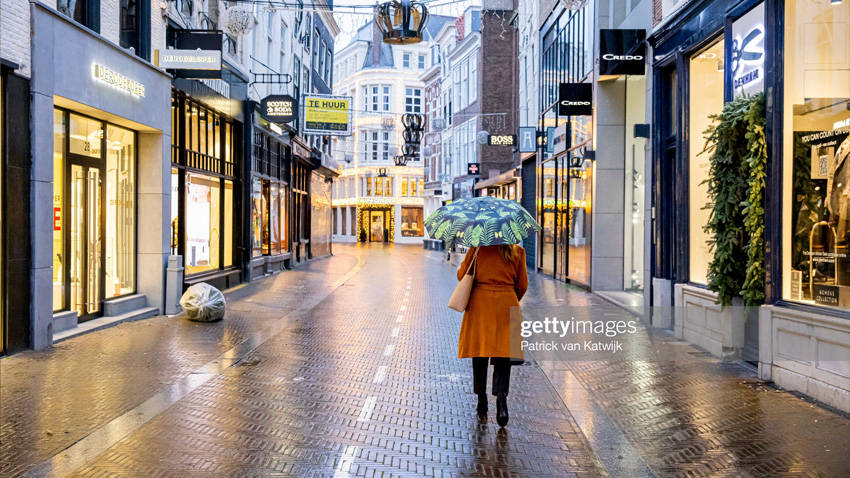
[472,357,512,396]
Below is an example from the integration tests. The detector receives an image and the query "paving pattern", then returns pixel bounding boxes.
[0,254,359,477]
[521,273,850,478]
[2,244,849,477]
[3,245,602,477]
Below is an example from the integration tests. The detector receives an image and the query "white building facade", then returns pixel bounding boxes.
[331,16,455,244]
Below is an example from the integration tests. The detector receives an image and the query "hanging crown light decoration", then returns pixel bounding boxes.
[222,5,257,37]
[559,0,590,10]
[377,0,429,45]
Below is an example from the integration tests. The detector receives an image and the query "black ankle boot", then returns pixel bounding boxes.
[476,394,488,421]
[496,393,509,427]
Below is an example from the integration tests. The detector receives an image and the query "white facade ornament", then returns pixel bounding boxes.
[222,6,256,37]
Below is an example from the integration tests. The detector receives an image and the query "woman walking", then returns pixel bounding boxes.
[457,244,528,427]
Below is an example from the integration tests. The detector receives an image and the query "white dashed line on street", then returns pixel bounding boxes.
[403,297,408,302]
[400,305,406,311]
[373,366,387,384]
[391,328,399,337]
[383,344,394,356]
[357,397,377,421]
[396,315,403,322]
[333,445,358,477]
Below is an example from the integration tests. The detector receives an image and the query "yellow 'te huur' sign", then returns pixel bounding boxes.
[304,97,350,132]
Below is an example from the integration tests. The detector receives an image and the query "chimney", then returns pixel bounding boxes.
[455,15,465,41]
[372,6,382,66]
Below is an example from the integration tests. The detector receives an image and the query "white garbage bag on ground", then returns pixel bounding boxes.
[180,283,226,322]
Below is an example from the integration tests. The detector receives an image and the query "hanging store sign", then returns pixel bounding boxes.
[488,134,516,146]
[552,123,569,155]
[159,49,222,71]
[599,29,646,77]
[303,95,352,135]
[93,64,145,97]
[519,127,537,153]
[468,163,480,175]
[172,30,224,79]
[731,3,765,98]
[260,94,298,124]
[558,83,592,116]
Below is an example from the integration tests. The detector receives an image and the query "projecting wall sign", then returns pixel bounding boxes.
[599,29,646,77]
[488,134,517,146]
[519,127,537,153]
[159,49,222,70]
[261,94,298,124]
[93,64,145,97]
[731,3,765,98]
[173,30,224,80]
[558,83,593,116]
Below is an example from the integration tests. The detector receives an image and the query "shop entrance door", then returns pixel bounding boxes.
[370,211,386,242]
[69,160,104,320]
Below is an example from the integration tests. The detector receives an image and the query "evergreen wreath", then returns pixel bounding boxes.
[701,92,767,307]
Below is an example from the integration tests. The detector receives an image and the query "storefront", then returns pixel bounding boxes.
[650,0,850,411]
[246,121,291,281]
[291,139,312,262]
[475,168,520,200]
[31,4,171,349]
[52,109,138,319]
[537,2,595,287]
[1,59,31,354]
[170,89,243,291]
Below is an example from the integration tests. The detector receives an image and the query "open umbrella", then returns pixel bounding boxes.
[424,196,541,247]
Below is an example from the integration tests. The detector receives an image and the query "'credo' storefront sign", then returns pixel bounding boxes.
[93,64,145,97]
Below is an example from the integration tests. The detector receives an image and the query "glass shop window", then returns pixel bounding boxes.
[688,38,725,285]
[784,0,850,309]
[252,178,264,257]
[105,125,136,298]
[53,110,65,312]
[401,207,424,237]
[185,173,221,274]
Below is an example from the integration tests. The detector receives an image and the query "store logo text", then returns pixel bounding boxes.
[93,64,145,97]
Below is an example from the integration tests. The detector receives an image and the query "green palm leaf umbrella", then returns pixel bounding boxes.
[424,196,541,247]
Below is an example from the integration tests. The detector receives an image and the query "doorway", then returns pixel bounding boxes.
[69,159,104,319]
[370,211,386,242]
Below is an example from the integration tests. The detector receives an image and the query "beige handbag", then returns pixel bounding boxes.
[448,248,479,312]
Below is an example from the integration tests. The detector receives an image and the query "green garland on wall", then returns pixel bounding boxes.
[701,92,767,307]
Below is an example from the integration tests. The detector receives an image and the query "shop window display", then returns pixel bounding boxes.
[186,173,221,274]
[785,0,850,309]
[105,125,135,298]
[401,207,424,237]
[689,38,725,285]
[252,178,263,257]
[53,110,65,311]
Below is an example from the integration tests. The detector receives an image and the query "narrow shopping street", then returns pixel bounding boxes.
[1,245,848,477]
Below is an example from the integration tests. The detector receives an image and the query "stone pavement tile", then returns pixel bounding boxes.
[0,254,360,478]
[65,245,603,477]
[521,271,850,477]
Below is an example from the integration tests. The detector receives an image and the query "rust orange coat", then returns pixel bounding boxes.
[457,246,528,360]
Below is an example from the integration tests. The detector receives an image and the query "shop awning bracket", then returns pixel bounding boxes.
[251,73,293,85]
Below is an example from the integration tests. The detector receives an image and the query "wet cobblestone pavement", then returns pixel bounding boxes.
[1,244,848,477]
